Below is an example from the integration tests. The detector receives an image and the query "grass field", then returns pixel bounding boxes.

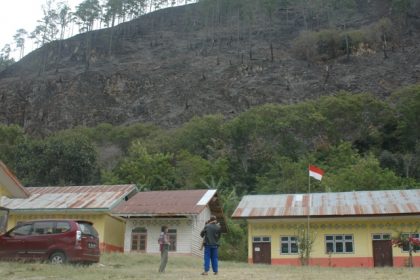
[0,253,419,280]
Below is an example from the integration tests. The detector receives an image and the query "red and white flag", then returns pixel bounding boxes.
[309,165,324,181]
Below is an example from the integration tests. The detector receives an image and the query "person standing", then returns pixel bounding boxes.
[200,215,221,275]
[158,225,170,273]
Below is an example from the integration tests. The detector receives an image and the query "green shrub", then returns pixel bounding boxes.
[365,17,396,49]
[316,29,341,60]
[219,219,248,261]
[292,29,344,61]
[291,31,319,61]
[292,17,399,61]
[341,29,368,53]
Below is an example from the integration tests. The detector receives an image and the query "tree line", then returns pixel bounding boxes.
[1,85,419,201]
[0,85,419,260]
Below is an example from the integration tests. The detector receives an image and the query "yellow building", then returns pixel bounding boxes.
[2,184,137,252]
[0,161,30,232]
[232,189,420,268]
[0,161,30,199]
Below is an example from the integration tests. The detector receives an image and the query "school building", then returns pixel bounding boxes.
[232,189,420,267]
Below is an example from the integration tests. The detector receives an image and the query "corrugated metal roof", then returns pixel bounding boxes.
[232,189,420,218]
[112,189,216,215]
[1,185,137,210]
[112,189,228,233]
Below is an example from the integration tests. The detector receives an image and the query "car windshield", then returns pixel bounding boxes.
[78,222,98,238]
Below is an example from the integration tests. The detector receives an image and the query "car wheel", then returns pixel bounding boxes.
[49,252,66,264]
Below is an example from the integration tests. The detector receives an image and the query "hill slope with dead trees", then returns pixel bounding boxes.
[0,0,419,135]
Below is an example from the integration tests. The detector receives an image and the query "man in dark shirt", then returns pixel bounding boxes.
[158,225,170,273]
[200,215,221,275]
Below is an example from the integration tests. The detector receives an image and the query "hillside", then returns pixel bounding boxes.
[0,0,419,135]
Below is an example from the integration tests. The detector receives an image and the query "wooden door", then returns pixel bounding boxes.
[373,240,393,267]
[253,242,271,264]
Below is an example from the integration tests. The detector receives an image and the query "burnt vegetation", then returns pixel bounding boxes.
[1,0,420,261]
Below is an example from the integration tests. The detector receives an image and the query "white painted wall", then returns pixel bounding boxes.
[191,207,212,257]
[123,210,212,257]
[123,217,198,255]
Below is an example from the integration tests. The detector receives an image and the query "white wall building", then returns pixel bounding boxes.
[112,189,226,256]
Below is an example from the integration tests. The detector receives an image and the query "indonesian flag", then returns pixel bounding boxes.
[309,165,324,181]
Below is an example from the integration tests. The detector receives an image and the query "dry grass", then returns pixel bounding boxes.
[0,253,419,280]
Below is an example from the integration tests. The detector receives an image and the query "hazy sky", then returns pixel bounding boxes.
[0,0,82,59]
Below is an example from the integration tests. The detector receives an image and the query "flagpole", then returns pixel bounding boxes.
[307,165,311,265]
[307,165,324,265]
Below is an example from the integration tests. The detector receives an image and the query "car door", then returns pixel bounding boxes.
[0,223,33,260]
[25,221,54,260]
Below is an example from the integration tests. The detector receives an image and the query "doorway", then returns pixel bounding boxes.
[373,240,393,267]
[252,236,271,264]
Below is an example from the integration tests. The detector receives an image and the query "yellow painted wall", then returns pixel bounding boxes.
[248,217,420,260]
[0,185,12,197]
[247,222,252,259]
[103,215,125,249]
[7,212,125,250]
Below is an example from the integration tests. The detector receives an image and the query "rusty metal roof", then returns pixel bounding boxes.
[112,189,217,216]
[0,161,30,198]
[232,189,420,219]
[1,185,137,211]
[112,189,228,232]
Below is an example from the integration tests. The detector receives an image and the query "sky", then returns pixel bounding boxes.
[0,0,82,60]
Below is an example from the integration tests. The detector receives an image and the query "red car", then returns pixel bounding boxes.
[0,219,100,264]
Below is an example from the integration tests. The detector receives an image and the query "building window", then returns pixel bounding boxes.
[325,235,354,253]
[372,233,391,240]
[280,236,298,254]
[253,236,271,243]
[401,233,420,252]
[131,227,147,252]
[168,229,177,251]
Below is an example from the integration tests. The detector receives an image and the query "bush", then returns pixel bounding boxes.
[316,29,341,60]
[292,18,398,61]
[341,29,369,53]
[366,17,396,50]
[291,31,319,61]
[219,219,248,261]
[292,29,345,61]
